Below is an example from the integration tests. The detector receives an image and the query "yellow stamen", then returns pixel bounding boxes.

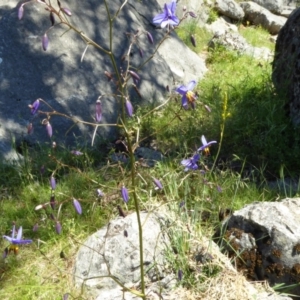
[186,91,196,103]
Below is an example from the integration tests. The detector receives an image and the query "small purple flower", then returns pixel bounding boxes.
[18,5,24,20]
[42,33,49,51]
[46,122,53,138]
[50,176,56,190]
[153,1,179,29]
[3,225,32,245]
[126,99,133,117]
[176,80,197,109]
[181,153,200,171]
[95,98,102,123]
[73,198,82,215]
[55,221,62,234]
[146,32,154,44]
[121,186,129,203]
[153,178,163,190]
[30,98,40,115]
[189,11,197,18]
[139,48,144,58]
[71,150,83,156]
[217,185,222,193]
[197,135,217,155]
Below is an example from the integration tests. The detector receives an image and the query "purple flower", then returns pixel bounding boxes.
[176,80,197,109]
[95,98,102,123]
[121,186,129,203]
[190,35,196,47]
[42,33,49,51]
[181,153,200,171]
[217,185,222,193]
[189,11,197,18]
[46,122,53,138]
[55,221,62,234]
[197,135,217,155]
[30,98,40,115]
[73,198,82,215]
[153,178,163,190]
[153,1,179,29]
[126,99,133,117]
[3,225,32,246]
[50,176,56,190]
[49,12,55,26]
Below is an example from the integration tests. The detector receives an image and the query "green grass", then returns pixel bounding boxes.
[1,18,299,300]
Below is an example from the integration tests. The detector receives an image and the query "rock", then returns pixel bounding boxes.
[240,1,287,34]
[272,7,300,125]
[251,0,285,15]
[73,211,172,299]
[0,0,207,160]
[208,31,273,60]
[216,198,300,297]
[215,0,245,20]
[205,16,239,35]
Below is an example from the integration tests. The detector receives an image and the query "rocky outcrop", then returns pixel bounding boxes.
[215,0,245,20]
[216,198,300,298]
[272,7,300,125]
[240,1,287,34]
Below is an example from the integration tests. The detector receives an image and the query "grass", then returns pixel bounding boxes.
[1,19,300,300]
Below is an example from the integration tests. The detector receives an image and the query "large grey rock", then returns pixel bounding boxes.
[208,30,273,60]
[0,0,207,160]
[272,7,300,126]
[217,198,300,298]
[215,0,245,20]
[251,0,285,14]
[240,1,287,34]
[74,211,172,300]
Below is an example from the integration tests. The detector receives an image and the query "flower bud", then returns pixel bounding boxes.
[46,122,52,138]
[146,32,154,44]
[153,178,163,190]
[121,186,129,203]
[178,269,183,281]
[95,98,102,123]
[27,123,33,135]
[62,7,72,16]
[50,194,56,209]
[190,35,196,47]
[73,198,82,215]
[42,33,49,51]
[50,176,56,190]
[139,48,144,58]
[55,221,62,234]
[189,11,197,18]
[33,223,39,232]
[96,189,104,197]
[129,70,140,83]
[125,99,133,117]
[18,5,24,20]
[50,12,55,26]
[30,98,40,115]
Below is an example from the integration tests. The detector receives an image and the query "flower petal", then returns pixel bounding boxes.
[187,80,197,91]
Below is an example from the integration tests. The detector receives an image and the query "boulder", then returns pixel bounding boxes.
[0,0,207,160]
[240,1,287,34]
[272,7,300,125]
[251,0,285,15]
[215,0,245,20]
[216,198,300,298]
[73,211,172,300]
